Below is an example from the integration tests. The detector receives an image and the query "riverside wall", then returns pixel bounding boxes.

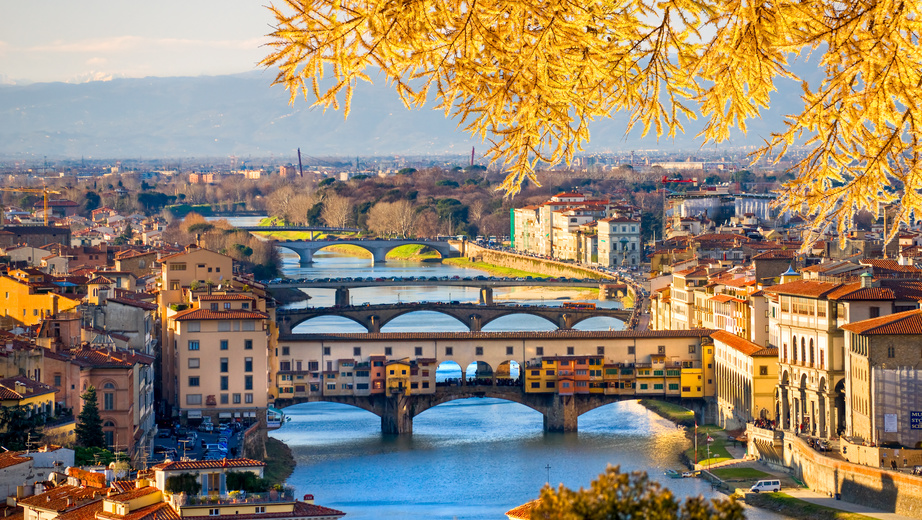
[749,426,922,518]
[242,421,269,460]
[462,244,637,299]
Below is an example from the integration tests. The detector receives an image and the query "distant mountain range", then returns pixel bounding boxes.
[0,67,821,161]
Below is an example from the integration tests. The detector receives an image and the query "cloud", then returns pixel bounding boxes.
[85,57,108,66]
[66,71,118,84]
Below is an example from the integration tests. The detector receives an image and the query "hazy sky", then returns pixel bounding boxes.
[0,1,277,84]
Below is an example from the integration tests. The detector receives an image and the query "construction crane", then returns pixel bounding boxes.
[0,186,62,226]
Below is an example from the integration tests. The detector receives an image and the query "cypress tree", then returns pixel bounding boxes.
[75,386,106,448]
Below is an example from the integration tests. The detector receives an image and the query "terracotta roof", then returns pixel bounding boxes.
[282,329,716,341]
[55,500,103,520]
[87,276,114,285]
[151,458,266,471]
[18,486,106,511]
[711,330,776,357]
[102,502,179,520]
[0,451,31,470]
[709,294,746,304]
[506,499,540,520]
[752,250,798,260]
[827,283,896,301]
[107,298,158,311]
[105,486,160,503]
[841,310,922,336]
[70,347,135,368]
[763,280,842,298]
[182,501,343,520]
[197,294,255,301]
[0,376,57,400]
[172,309,268,321]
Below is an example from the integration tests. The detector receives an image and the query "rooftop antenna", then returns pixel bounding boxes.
[471,147,475,168]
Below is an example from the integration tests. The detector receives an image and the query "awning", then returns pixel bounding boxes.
[218,412,232,418]
[187,410,202,419]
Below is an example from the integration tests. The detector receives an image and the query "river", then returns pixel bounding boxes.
[215,217,788,520]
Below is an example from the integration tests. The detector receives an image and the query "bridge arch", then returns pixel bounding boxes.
[283,314,371,333]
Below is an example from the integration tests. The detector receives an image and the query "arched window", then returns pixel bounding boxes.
[103,420,116,448]
[103,382,116,389]
[801,337,806,365]
[102,382,116,411]
[792,336,798,361]
[809,339,815,366]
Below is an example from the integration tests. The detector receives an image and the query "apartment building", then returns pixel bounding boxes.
[597,217,641,267]
[711,330,778,430]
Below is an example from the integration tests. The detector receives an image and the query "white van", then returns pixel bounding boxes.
[750,480,781,493]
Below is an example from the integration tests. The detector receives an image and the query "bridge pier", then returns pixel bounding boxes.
[367,315,382,333]
[334,287,350,307]
[543,395,578,432]
[558,313,575,330]
[370,247,388,263]
[468,314,482,332]
[381,395,413,434]
[478,287,494,305]
[296,249,314,265]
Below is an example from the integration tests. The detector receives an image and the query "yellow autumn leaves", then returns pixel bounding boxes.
[261,0,922,241]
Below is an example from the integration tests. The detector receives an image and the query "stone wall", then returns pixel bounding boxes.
[241,421,268,460]
[780,431,922,518]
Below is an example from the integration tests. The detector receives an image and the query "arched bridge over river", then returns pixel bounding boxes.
[276,302,633,333]
[266,238,460,264]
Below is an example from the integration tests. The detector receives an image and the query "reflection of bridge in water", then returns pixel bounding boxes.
[273,329,717,434]
[277,303,633,333]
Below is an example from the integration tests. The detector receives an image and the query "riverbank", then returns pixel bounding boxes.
[263,437,296,486]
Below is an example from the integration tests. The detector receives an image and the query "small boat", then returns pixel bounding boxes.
[664,469,683,479]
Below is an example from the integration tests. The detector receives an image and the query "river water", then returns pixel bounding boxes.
[214,217,787,520]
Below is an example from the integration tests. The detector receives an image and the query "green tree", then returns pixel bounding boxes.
[530,466,744,520]
[0,405,44,450]
[165,473,203,495]
[263,0,922,243]
[75,386,105,448]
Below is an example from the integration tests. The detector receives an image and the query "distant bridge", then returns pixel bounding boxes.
[241,225,361,234]
[264,238,460,264]
[277,302,633,333]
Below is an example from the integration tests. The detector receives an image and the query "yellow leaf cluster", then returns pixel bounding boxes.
[262,0,922,238]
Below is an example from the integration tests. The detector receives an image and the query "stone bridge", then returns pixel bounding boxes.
[275,385,714,434]
[277,302,633,333]
[269,238,460,264]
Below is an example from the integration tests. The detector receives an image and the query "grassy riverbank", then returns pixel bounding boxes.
[743,493,877,520]
[263,438,296,486]
[639,399,696,427]
[442,257,552,279]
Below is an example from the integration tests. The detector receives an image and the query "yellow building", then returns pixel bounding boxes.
[0,273,80,327]
[0,375,56,420]
[385,359,411,395]
[711,330,778,430]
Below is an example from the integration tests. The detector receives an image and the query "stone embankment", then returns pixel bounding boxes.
[748,424,922,518]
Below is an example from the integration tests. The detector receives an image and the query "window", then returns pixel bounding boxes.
[545,381,556,388]
[218,321,231,332]
[870,306,881,319]
[688,345,696,354]
[220,376,228,391]
[567,346,574,355]
[220,358,228,372]
[54,374,61,386]
[353,346,362,356]
[445,346,453,356]
[245,375,253,390]
[668,384,679,391]
[280,361,291,371]
[219,340,228,350]
[245,393,253,403]
[187,394,203,405]
[169,263,186,271]
[188,340,200,351]
[536,347,544,356]
[224,302,231,310]
[597,346,605,355]
[507,346,514,355]
[211,303,218,311]
[888,346,895,358]
[244,339,253,350]
[188,377,200,387]
[220,394,229,404]
[531,382,540,388]
[209,509,220,516]
[759,365,768,376]
[476,347,484,356]
[640,383,648,390]
[245,358,253,372]
[415,347,423,356]
[104,392,115,410]
[233,394,241,404]
[254,507,265,513]
[324,346,331,356]
[658,345,666,354]
[188,358,200,369]
[384,347,392,356]
[628,346,635,355]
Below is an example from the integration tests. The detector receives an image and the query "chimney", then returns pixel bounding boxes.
[860,272,874,288]
[303,494,314,505]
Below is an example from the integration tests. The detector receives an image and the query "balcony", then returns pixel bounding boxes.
[175,488,296,507]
